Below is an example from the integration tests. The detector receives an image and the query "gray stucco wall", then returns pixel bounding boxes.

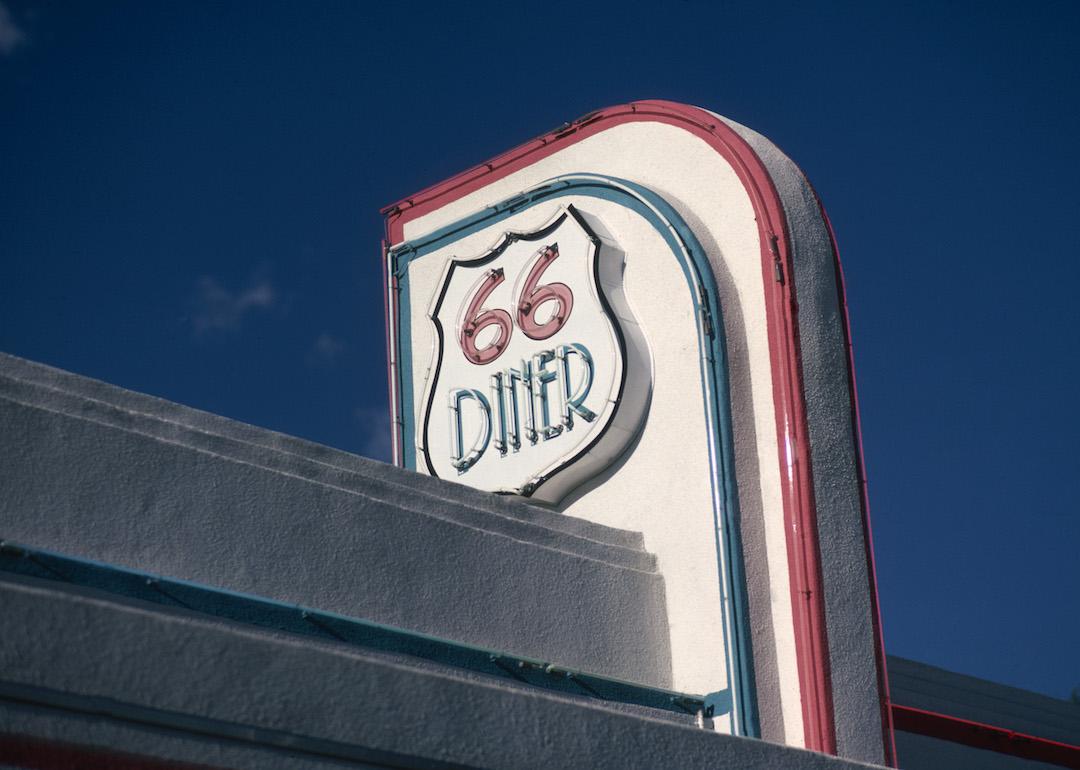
[0,351,671,689]
[892,732,1064,770]
[0,571,887,770]
[721,117,890,765]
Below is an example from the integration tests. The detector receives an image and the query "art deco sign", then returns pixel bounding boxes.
[419,206,648,503]
[383,101,894,766]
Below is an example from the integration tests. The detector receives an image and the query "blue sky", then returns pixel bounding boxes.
[1,1,1077,701]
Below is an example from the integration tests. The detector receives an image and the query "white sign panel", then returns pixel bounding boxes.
[418,206,648,503]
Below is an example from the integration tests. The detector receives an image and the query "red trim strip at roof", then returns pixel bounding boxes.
[892,703,1080,769]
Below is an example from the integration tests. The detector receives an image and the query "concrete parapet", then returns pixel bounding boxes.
[0,572,884,770]
[0,352,670,687]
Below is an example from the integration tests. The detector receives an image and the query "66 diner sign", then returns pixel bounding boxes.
[383,104,896,758]
[418,206,649,503]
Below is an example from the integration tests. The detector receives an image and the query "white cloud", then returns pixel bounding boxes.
[354,406,392,463]
[0,2,25,56]
[307,332,346,366]
[190,275,277,334]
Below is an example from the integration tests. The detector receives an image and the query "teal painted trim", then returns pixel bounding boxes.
[0,539,711,720]
[387,175,759,736]
[397,266,416,472]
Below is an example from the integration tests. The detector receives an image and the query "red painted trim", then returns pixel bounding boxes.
[0,734,221,770]
[819,204,897,767]
[381,101,838,752]
[892,704,1080,769]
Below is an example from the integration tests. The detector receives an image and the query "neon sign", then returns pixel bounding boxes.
[418,206,650,503]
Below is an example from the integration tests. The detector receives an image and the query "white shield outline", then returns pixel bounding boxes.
[417,204,650,503]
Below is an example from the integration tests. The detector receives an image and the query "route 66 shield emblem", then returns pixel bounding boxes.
[418,205,649,503]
